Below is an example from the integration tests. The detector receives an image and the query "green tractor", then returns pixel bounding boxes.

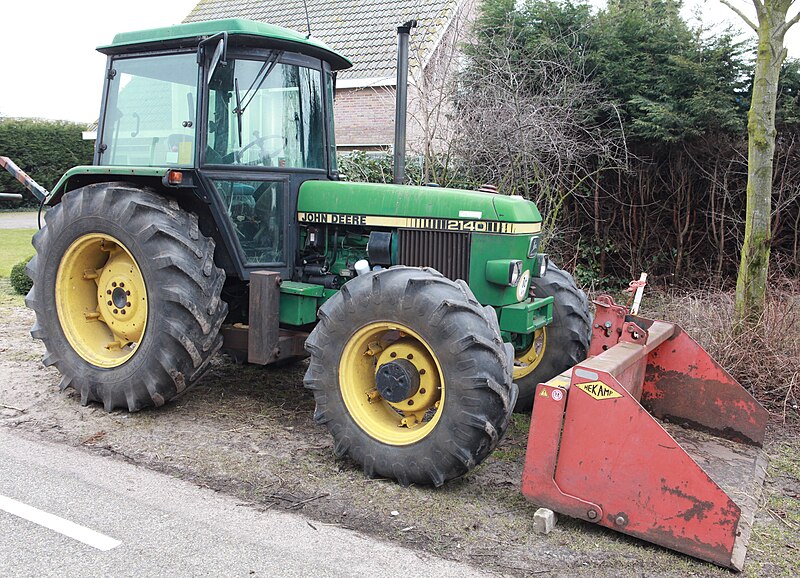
[19,19,591,487]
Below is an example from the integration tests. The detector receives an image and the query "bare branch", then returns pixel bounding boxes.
[719,0,759,32]
[779,10,800,35]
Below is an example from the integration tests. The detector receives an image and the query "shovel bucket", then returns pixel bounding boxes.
[521,295,769,570]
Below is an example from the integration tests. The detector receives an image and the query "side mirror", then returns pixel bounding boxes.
[198,32,228,87]
[208,38,226,84]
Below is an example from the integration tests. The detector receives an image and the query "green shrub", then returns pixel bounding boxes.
[0,118,94,209]
[10,255,33,295]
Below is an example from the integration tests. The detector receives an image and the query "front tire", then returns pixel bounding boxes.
[512,263,591,411]
[304,267,517,486]
[26,183,227,411]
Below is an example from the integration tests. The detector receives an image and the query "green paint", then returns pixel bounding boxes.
[299,180,544,307]
[99,18,351,71]
[299,180,542,223]
[279,281,325,324]
[279,286,321,325]
[492,194,543,223]
[279,281,325,297]
[469,234,536,305]
[498,297,553,334]
[485,259,518,286]
[49,166,169,200]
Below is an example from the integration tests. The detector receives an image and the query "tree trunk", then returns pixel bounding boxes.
[734,1,793,324]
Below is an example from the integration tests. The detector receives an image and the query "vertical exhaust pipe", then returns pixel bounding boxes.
[393,19,417,185]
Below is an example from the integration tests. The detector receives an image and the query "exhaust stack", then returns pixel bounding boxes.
[393,20,417,185]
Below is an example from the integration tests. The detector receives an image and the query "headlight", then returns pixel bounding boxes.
[509,260,522,286]
[516,269,531,301]
[528,236,540,258]
[530,253,548,278]
[486,259,523,286]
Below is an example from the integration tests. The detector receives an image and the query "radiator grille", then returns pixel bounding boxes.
[397,230,471,281]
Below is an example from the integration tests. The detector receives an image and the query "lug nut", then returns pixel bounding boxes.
[126,302,131,307]
[107,301,113,306]
[106,290,111,295]
[112,282,117,287]
[113,309,118,314]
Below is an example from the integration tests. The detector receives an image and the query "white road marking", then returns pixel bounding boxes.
[0,494,121,551]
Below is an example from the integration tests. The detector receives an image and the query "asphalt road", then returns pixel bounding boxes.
[0,212,38,229]
[0,429,493,578]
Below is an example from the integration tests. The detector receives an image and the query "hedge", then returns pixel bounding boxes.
[0,118,94,208]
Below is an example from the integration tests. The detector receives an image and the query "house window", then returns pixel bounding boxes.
[100,53,197,167]
[206,57,325,169]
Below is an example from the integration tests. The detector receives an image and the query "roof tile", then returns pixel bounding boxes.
[184,0,462,80]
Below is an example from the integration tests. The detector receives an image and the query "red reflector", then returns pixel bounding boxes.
[167,170,183,185]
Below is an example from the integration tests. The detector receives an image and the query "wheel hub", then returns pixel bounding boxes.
[96,254,146,343]
[375,358,420,402]
[338,323,445,446]
[111,286,128,309]
[513,328,546,379]
[55,233,148,368]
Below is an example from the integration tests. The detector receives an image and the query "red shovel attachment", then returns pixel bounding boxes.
[521,295,769,571]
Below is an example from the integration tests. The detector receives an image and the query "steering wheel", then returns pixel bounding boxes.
[236,132,286,165]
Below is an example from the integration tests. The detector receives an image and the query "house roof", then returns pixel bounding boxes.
[184,0,464,83]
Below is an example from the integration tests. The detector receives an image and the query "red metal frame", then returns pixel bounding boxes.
[521,295,768,570]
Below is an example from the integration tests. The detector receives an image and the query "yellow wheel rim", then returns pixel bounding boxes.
[55,233,148,368]
[513,328,546,380]
[339,322,445,445]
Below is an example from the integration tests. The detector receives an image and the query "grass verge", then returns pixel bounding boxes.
[0,228,36,277]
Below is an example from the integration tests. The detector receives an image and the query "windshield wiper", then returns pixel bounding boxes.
[232,51,284,147]
[234,77,243,148]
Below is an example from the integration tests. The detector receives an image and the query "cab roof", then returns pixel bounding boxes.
[98,17,352,71]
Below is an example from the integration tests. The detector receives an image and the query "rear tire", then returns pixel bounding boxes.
[26,183,227,411]
[513,263,591,411]
[304,267,517,486]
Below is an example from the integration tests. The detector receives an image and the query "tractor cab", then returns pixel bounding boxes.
[94,19,350,275]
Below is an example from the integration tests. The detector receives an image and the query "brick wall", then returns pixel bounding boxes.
[333,0,478,155]
[333,87,396,150]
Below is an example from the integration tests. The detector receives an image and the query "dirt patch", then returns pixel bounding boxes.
[1,288,797,577]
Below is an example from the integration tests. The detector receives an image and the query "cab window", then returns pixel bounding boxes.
[100,53,197,167]
[206,57,325,169]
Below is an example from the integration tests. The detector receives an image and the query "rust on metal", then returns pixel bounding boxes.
[0,156,48,202]
[642,329,768,447]
[521,294,769,571]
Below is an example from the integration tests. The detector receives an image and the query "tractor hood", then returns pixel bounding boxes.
[298,181,542,234]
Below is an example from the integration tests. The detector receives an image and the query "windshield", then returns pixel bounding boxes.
[206,57,326,169]
[100,53,198,167]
